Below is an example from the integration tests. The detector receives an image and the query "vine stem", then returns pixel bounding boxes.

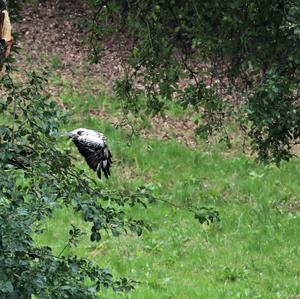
[5,68,17,143]
[12,91,16,143]
[58,241,70,258]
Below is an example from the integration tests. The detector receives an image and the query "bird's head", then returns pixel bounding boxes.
[63,128,87,138]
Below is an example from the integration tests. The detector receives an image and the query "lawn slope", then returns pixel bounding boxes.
[35,88,300,299]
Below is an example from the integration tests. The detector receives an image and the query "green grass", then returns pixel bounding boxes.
[36,88,300,298]
[50,54,62,70]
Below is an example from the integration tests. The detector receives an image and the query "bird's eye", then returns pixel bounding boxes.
[77,130,83,135]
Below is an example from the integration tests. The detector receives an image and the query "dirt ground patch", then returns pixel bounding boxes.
[14,0,129,91]
[13,0,198,147]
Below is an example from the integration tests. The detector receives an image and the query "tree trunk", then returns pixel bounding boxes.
[0,5,12,71]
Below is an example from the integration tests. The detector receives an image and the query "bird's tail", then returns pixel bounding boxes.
[96,147,112,179]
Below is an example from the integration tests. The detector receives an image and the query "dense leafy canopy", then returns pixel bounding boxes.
[89,0,300,164]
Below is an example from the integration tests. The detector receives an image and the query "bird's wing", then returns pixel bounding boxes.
[72,138,99,171]
[72,137,112,179]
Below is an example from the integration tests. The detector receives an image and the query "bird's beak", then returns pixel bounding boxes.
[60,132,72,137]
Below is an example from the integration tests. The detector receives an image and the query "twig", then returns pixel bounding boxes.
[156,194,205,216]
[5,68,17,144]
[58,241,70,258]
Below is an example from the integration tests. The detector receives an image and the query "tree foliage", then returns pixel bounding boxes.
[0,0,23,20]
[88,0,300,164]
[0,61,154,297]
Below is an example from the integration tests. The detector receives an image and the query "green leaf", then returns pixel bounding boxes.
[0,281,14,293]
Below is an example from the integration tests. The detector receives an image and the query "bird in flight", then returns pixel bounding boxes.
[67,128,112,179]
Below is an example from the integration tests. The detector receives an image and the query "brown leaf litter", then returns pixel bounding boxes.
[13,0,198,147]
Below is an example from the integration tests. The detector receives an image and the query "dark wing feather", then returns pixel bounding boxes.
[72,138,112,179]
[73,139,98,170]
[99,148,112,179]
[86,152,99,171]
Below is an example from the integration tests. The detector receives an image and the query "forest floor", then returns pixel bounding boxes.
[14,0,197,148]
[12,1,300,298]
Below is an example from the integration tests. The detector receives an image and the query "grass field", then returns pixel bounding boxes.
[36,84,300,299]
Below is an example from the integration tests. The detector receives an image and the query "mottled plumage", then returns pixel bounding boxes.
[67,128,112,179]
